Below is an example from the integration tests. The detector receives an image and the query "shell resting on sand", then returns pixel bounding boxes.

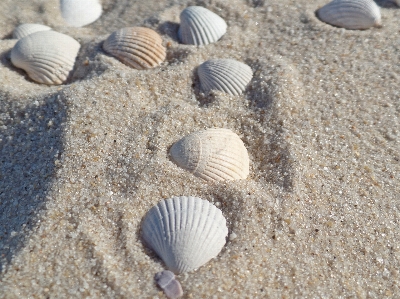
[60,0,102,27]
[142,196,228,274]
[103,27,166,70]
[13,24,51,39]
[178,6,227,46]
[198,59,253,96]
[316,0,381,30]
[170,128,249,182]
[155,270,183,299]
[11,31,81,85]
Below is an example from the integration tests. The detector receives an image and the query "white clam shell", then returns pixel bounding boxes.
[103,27,166,70]
[142,196,228,274]
[11,31,81,85]
[198,59,253,95]
[155,270,183,299]
[13,24,51,39]
[170,128,249,182]
[178,6,227,46]
[60,0,102,27]
[317,0,381,30]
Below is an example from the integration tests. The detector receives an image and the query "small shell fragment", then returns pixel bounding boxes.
[170,128,249,182]
[103,27,166,70]
[316,0,381,30]
[178,6,227,46]
[60,0,102,27]
[155,270,183,299]
[11,31,80,85]
[13,24,51,39]
[198,59,253,95]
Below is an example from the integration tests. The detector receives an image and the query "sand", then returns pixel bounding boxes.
[0,0,399,298]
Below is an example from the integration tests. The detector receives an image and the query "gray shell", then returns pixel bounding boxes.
[60,0,102,27]
[142,196,228,274]
[155,270,183,299]
[178,6,227,46]
[11,31,80,85]
[13,24,51,39]
[317,0,381,30]
[198,59,253,95]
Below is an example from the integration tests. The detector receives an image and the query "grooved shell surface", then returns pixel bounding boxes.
[316,0,381,30]
[60,0,102,27]
[198,59,253,95]
[142,196,228,274]
[170,128,249,182]
[11,31,80,85]
[178,6,227,46]
[103,27,166,70]
[13,24,51,39]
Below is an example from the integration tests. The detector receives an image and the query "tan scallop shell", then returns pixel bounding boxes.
[103,27,166,70]
[170,128,249,182]
[13,24,51,39]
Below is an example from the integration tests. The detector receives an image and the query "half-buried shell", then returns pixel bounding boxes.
[170,128,249,182]
[11,31,80,85]
[198,59,253,95]
[13,24,52,39]
[142,196,228,274]
[103,27,166,70]
[155,270,183,299]
[60,0,102,27]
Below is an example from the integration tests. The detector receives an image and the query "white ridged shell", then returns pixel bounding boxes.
[178,6,227,46]
[317,0,381,30]
[11,31,80,85]
[198,59,253,95]
[142,196,228,274]
[60,0,102,27]
[13,24,51,39]
[155,270,183,299]
[170,128,249,182]
[103,27,166,70]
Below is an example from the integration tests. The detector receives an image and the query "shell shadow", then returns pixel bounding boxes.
[191,65,217,107]
[374,0,398,8]
[0,92,66,273]
[158,21,180,43]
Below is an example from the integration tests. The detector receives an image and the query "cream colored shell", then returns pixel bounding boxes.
[170,128,249,182]
[13,24,51,39]
[60,0,102,27]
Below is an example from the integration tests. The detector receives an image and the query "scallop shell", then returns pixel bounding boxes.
[13,24,51,39]
[170,128,249,182]
[155,270,183,299]
[60,0,102,27]
[316,0,381,30]
[142,196,228,274]
[178,6,227,46]
[103,27,166,70]
[11,31,80,85]
[198,59,253,95]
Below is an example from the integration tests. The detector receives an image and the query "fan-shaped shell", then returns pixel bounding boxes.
[60,0,102,27]
[198,59,253,95]
[155,270,183,299]
[142,196,228,274]
[316,0,381,30]
[103,27,166,70]
[11,31,80,85]
[13,24,51,39]
[178,6,227,46]
[170,128,249,182]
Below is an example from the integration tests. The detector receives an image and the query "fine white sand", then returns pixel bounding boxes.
[0,0,399,298]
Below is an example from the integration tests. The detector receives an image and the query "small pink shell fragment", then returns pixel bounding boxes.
[155,270,183,299]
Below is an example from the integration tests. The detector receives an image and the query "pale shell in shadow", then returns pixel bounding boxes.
[11,31,81,85]
[155,270,183,299]
[13,24,52,39]
[60,0,102,27]
[103,27,166,70]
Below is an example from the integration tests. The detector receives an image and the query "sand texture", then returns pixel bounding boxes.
[0,0,400,298]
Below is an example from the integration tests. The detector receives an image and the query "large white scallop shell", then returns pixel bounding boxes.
[103,27,166,70]
[198,59,253,95]
[316,0,381,30]
[178,6,227,46]
[60,0,102,27]
[11,31,81,85]
[142,196,228,274]
[13,24,51,39]
[170,128,249,182]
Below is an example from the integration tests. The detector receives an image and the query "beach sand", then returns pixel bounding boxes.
[0,0,399,297]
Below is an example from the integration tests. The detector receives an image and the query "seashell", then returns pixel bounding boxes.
[142,196,228,274]
[103,27,166,70]
[316,0,381,30]
[178,6,227,46]
[197,59,253,96]
[155,270,183,299]
[60,0,102,27]
[170,128,249,182]
[11,31,80,85]
[13,24,52,39]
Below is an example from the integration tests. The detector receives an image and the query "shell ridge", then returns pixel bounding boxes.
[187,13,208,45]
[209,71,243,95]
[207,154,246,174]
[194,9,218,44]
[115,41,163,65]
[110,45,157,68]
